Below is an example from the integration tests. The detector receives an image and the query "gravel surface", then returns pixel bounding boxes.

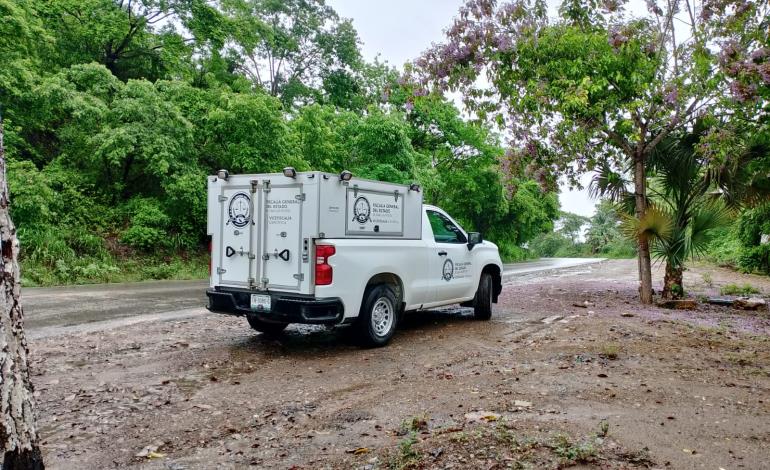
[27,259,770,469]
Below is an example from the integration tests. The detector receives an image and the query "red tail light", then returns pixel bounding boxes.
[314,244,335,285]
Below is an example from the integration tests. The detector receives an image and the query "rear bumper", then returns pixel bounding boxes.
[206,287,344,324]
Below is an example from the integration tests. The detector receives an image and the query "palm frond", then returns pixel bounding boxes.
[687,201,731,258]
[620,204,673,243]
[589,161,629,202]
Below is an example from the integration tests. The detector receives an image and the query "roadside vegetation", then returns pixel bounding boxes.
[529,201,637,259]
[2,0,562,286]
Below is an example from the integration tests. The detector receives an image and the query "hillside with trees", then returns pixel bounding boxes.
[0,0,559,286]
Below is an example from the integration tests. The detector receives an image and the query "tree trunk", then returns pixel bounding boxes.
[633,153,653,304]
[662,262,684,299]
[0,115,45,469]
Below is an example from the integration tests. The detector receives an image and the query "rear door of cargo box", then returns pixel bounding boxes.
[216,180,256,288]
[254,177,310,293]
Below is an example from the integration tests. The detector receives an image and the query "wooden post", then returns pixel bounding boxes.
[0,111,44,469]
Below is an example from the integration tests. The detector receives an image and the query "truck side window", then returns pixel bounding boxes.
[427,210,467,244]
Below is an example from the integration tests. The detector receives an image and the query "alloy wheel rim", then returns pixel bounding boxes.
[371,297,394,337]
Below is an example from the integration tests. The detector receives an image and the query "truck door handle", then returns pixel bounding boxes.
[438,251,447,256]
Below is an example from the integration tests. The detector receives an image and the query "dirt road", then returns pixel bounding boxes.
[27,260,770,469]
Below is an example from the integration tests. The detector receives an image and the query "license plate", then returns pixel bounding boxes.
[250,294,271,312]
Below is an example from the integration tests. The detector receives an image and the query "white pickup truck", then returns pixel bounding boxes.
[206,169,503,346]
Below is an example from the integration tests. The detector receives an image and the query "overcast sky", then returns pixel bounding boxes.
[328,0,650,217]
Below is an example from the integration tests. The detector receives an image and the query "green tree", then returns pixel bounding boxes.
[558,211,588,244]
[414,0,761,303]
[39,0,229,81]
[585,200,624,254]
[290,104,358,171]
[224,0,361,104]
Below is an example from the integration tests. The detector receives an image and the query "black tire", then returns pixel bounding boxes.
[246,315,288,336]
[355,284,399,347]
[473,273,493,320]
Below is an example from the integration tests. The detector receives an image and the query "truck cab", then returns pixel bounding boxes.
[206,170,503,346]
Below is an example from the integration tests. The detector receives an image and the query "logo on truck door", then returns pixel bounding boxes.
[352,196,371,224]
[442,259,454,281]
[227,192,251,228]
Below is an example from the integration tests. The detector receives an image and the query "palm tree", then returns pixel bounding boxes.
[646,132,730,298]
[590,127,731,299]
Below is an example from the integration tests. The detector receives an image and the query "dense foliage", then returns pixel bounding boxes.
[0,0,560,285]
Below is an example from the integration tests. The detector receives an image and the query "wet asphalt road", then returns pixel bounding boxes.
[22,257,604,338]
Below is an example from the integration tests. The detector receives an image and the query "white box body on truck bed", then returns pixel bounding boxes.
[206,170,503,346]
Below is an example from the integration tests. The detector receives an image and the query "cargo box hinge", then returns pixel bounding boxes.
[295,193,306,201]
[218,195,227,202]
[216,267,226,274]
[293,273,304,281]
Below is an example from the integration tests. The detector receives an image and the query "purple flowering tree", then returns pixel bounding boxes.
[414,0,763,304]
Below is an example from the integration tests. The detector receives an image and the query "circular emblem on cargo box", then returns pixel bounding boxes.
[352,196,371,224]
[228,192,251,228]
[442,259,454,281]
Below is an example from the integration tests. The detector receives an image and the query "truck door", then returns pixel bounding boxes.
[255,180,305,291]
[218,185,255,287]
[426,209,476,303]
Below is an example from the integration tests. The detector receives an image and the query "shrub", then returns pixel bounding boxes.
[720,283,761,296]
[120,225,168,251]
[120,198,170,251]
[599,237,636,258]
[738,244,770,275]
[529,232,572,257]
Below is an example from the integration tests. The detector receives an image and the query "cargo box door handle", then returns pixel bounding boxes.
[438,251,447,256]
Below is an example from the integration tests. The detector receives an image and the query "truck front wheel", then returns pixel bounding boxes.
[473,273,493,320]
[356,284,399,347]
[246,315,288,336]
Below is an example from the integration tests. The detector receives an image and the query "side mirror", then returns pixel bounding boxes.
[467,232,482,250]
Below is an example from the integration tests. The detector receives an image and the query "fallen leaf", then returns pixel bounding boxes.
[147,451,165,459]
[345,447,370,455]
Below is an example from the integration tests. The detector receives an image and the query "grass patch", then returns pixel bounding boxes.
[550,433,598,465]
[21,251,208,287]
[600,343,620,360]
[389,432,421,470]
[720,283,761,296]
[364,420,653,470]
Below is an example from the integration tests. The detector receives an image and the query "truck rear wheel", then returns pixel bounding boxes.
[246,315,288,336]
[473,273,493,320]
[356,284,399,347]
